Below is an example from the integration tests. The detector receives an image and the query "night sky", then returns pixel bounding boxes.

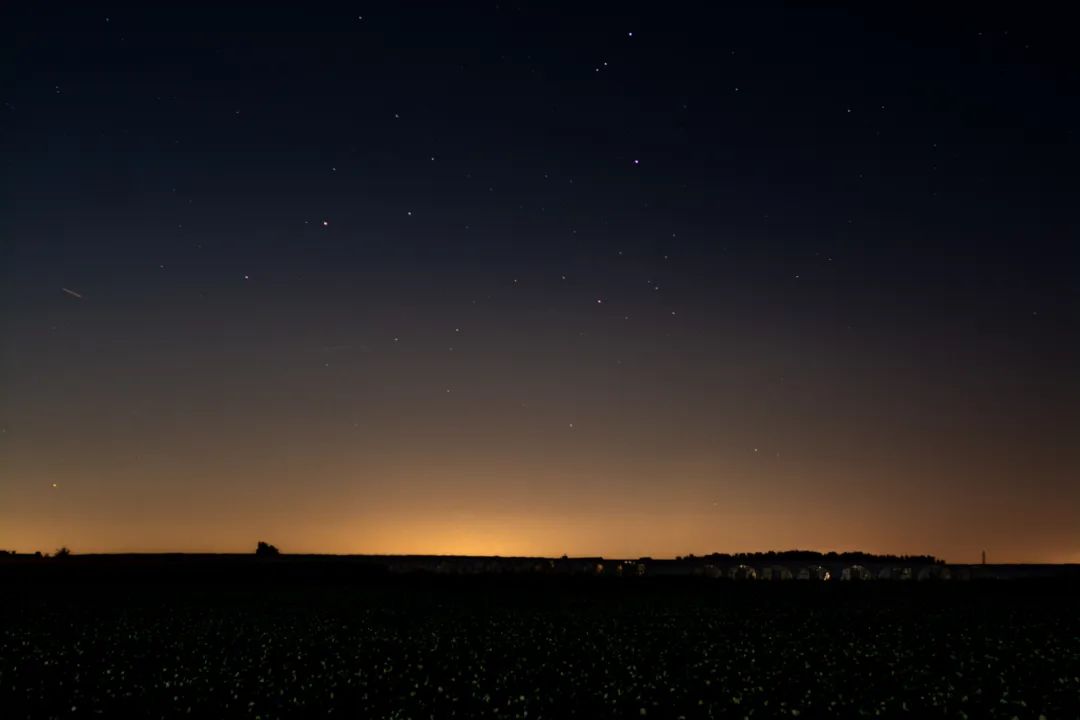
[3,3,1078,562]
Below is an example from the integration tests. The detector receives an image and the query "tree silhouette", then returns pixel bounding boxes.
[700,549,941,565]
[54,547,71,558]
[255,541,280,557]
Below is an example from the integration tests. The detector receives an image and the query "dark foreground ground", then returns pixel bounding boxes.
[2,566,1078,719]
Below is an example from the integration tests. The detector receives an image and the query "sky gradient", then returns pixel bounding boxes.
[3,3,1078,562]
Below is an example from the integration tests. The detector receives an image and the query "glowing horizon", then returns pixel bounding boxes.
[4,5,1077,569]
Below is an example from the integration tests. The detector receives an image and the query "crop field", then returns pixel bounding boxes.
[2,576,1078,719]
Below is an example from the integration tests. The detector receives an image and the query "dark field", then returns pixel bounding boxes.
[2,567,1078,719]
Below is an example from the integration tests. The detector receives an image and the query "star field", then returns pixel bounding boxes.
[2,3,1078,561]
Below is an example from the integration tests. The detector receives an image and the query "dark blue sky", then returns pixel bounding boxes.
[3,2,1078,560]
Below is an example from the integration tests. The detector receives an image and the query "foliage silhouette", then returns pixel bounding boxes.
[692,550,942,564]
[255,541,280,557]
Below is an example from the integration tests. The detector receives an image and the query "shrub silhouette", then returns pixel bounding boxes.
[54,547,71,558]
[255,541,280,557]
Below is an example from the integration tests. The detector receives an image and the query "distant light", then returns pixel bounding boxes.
[322,220,329,226]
